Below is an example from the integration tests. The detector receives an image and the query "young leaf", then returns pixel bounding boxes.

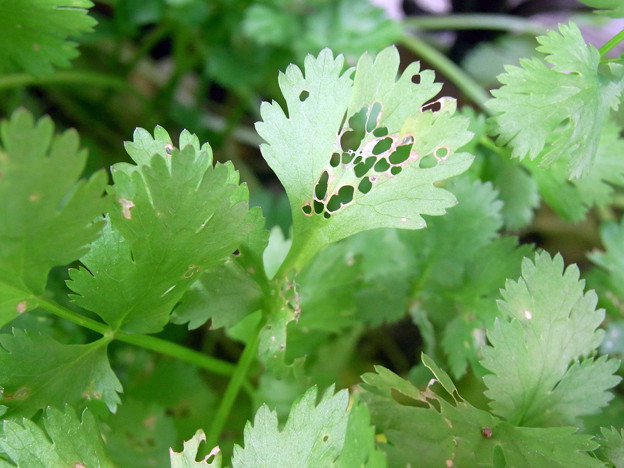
[231,386,354,466]
[0,109,107,326]
[256,45,474,270]
[481,252,621,427]
[0,0,96,76]
[360,363,603,467]
[487,22,624,178]
[597,426,624,466]
[0,406,116,468]
[0,329,122,418]
[170,429,221,468]
[68,127,253,333]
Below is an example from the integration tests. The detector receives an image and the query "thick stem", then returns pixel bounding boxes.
[206,321,263,449]
[400,32,492,114]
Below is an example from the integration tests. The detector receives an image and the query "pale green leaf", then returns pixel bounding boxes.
[0,329,122,418]
[256,46,473,268]
[0,109,106,326]
[171,430,221,468]
[68,127,253,333]
[232,386,350,467]
[578,0,624,17]
[481,252,621,426]
[598,426,624,467]
[0,406,116,468]
[0,0,96,76]
[487,22,624,178]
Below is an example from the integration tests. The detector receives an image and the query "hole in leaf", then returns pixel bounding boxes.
[326,185,355,212]
[358,177,372,194]
[314,200,324,214]
[323,211,331,219]
[330,153,340,167]
[419,154,438,168]
[372,137,393,155]
[434,146,450,160]
[315,171,329,200]
[299,90,310,101]
[374,158,390,172]
[342,152,354,164]
[353,155,362,165]
[390,145,411,164]
[341,108,368,152]
[412,74,421,84]
[302,203,312,215]
[354,157,376,177]
[421,100,441,113]
[366,102,383,133]
[373,126,388,137]
[322,434,330,443]
[391,166,402,175]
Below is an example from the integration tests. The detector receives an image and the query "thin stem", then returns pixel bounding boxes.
[37,296,235,376]
[600,27,624,57]
[403,14,544,35]
[206,321,262,449]
[400,32,492,114]
[116,331,235,377]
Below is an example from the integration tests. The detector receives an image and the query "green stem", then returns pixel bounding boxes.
[400,32,492,114]
[37,296,235,376]
[403,14,544,35]
[206,321,262,449]
[600,27,624,58]
[0,70,135,94]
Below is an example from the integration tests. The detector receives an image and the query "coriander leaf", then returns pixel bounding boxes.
[361,364,603,468]
[589,218,624,314]
[68,127,252,333]
[525,119,624,221]
[0,0,96,76]
[481,252,621,427]
[487,22,624,178]
[598,426,624,467]
[0,109,107,326]
[0,329,122,418]
[171,430,221,468]
[232,386,350,467]
[0,406,116,468]
[578,0,624,17]
[256,46,473,270]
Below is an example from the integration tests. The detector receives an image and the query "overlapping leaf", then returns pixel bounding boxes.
[0,329,121,418]
[481,252,621,427]
[256,45,473,269]
[361,358,603,467]
[68,127,253,333]
[0,109,107,326]
[0,0,96,76]
[488,22,624,178]
[232,386,371,467]
[0,406,116,468]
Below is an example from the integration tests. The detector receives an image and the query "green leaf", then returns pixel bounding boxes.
[256,45,474,270]
[0,109,107,326]
[361,364,603,467]
[525,118,624,221]
[481,252,621,426]
[0,406,116,468]
[231,386,351,467]
[171,430,221,468]
[487,22,624,178]
[68,127,253,333]
[0,0,96,76]
[578,0,624,17]
[598,426,624,467]
[0,329,122,418]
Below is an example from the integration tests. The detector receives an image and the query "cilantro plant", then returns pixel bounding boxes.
[2,1,624,467]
